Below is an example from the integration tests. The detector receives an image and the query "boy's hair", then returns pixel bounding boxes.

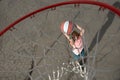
[71,31,80,41]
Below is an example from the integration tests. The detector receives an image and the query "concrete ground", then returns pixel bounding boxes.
[0,0,120,80]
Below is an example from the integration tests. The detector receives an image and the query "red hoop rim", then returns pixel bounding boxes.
[0,1,120,36]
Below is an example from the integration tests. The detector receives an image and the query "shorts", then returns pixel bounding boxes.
[72,49,85,61]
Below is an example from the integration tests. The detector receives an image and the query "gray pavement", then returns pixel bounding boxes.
[0,0,120,80]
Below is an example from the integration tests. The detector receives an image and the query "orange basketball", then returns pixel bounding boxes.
[60,21,74,35]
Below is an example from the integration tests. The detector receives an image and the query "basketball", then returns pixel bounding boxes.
[60,21,74,35]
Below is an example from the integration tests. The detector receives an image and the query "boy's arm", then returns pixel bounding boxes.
[64,33,70,40]
[76,24,85,36]
[63,33,75,48]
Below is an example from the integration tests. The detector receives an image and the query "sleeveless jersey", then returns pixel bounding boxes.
[72,36,83,55]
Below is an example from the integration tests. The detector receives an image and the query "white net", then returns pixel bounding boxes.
[0,1,120,80]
